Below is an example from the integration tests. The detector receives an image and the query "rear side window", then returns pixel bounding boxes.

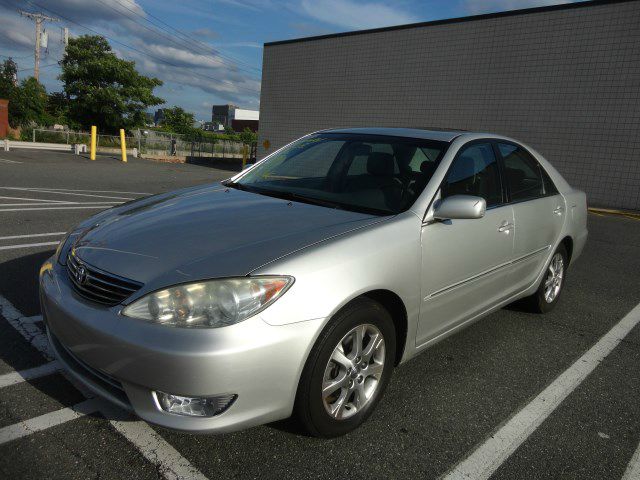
[442,143,502,207]
[498,143,545,201]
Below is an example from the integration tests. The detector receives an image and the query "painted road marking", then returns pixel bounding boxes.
[0,241,61,251]
[0,295,210,480]
[0,195,70,203]
[623,441,640,480]
[102,404,209,480]
[0,158,22,164]
[0,187,134,200]
[0,361,60,388]
[0,206,118,212]
[443,301,640,480]
[0,232,66,241]
[0,202,120,207]
[0,399,101,445]
[2,187,151,195]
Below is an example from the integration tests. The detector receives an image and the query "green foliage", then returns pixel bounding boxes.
[8,77,53,128]
[160,106,195,134]
[238,127,258,145]
[60,35,163,133]
[0,58,17,99]
[224,125,235,135]
[46,92,71,126]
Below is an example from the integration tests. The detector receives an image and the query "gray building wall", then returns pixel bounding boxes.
[259,0,640,210]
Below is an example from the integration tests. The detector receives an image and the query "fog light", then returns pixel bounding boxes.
[155,392,237,417]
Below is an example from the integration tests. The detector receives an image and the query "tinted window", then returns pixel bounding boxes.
[498,143,545,201]
[442,143,502,207]
[235,133,448,215]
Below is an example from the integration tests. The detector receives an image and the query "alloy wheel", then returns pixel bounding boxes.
[321,324,385,420]
[544,252,564,303]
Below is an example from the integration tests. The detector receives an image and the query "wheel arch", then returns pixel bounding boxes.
[560,235,573,263]
[360,289,408,366]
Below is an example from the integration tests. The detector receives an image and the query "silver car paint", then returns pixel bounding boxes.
[41,128,588,433]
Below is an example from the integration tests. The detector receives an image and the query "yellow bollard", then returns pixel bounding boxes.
[90,125,97,160]
[119,129,127,163]
[242,144,248,169]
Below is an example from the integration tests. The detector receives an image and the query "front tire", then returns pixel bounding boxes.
[295,298,396,437]
[525,244,568,313]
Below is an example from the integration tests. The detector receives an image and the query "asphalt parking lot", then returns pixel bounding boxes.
[0,149,639,479]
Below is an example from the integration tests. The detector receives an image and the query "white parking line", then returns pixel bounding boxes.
[0,232,66,241]
[0,399,101,445]
[443,302,640,480]
[0,158,21,164]
[4,187,151,195]
[0,241,61,251]
[104,409,209,480]
[0,206,118,212]
[623,441,640,480]
[0,295,209,480]
[0,361,60,388]
[0,187,134,200]
[0,195,70,203]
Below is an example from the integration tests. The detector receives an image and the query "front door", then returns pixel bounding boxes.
[417,141,514,346]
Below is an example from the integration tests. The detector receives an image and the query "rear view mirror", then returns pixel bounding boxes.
[433,195,486,220]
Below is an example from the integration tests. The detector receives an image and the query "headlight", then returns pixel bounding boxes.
[122,276,294,328]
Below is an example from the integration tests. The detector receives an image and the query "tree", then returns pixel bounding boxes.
[60,35,163,133]
[8,77,52,128]
[160,106,195,134]
[46,92,70,125]
[0,58,17,99]
[238,127,257,146]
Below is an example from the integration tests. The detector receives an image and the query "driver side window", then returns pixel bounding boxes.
[441,143,502,207]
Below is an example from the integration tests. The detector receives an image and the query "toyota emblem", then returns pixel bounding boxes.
[75,265,88,285]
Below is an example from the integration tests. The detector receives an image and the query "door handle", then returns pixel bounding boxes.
[553,206,565,215]
[498,221,513,233]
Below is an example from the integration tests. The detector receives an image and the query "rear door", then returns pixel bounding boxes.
[417,141,514,346]
[497,142,565,292]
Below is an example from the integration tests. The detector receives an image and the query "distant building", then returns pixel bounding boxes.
[212,104,259,132]
[232,108,259,132]
[0,99,8,137]
[211,104,236,128]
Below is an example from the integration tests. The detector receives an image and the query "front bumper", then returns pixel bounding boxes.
[40,258,324,433]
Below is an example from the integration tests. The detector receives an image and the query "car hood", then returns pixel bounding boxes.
[72,184,385,289]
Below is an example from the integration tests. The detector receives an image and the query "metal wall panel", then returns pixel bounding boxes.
[259,0,640,210]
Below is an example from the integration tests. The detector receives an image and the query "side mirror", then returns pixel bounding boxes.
[433,195,486,220]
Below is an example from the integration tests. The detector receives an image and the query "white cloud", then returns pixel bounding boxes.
[299,0,417,30]
[0,0,261,110]
[463,0,576,15]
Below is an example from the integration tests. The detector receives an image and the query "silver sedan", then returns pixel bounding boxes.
[40,128,587,437]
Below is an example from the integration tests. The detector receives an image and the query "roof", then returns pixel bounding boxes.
[265,0,632,47]
[320,127,464,142]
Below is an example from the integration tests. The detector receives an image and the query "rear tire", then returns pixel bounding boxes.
[524,244,568,313]
[295,298,396,437]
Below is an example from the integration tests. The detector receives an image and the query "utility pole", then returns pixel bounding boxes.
[19,11,59,81]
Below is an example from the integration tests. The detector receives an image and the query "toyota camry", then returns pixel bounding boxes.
[40,128,588,437]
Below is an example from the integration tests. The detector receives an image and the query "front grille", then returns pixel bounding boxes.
[67,252,143,306]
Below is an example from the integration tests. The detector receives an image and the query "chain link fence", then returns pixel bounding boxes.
[29,128,257,164]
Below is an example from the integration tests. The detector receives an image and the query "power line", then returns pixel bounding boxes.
[25,0,260,96]
[113,0,261,75]
[103,0,261,77]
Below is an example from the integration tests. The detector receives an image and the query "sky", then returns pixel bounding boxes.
[0,0,584,122]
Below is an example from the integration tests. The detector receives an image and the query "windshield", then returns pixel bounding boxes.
[231,133,449,215]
